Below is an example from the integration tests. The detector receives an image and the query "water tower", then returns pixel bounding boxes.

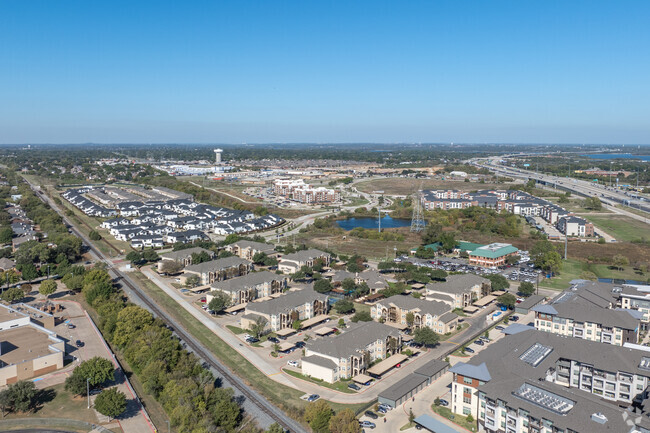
[214,148,223,164]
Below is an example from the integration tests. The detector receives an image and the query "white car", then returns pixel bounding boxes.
[287,360,299,367]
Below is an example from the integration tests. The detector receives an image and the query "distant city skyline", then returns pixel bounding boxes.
[1,1,649,144]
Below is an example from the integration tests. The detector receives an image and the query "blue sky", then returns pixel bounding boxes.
[1,1,649,144]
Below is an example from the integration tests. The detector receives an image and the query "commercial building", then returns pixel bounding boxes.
[468,243,519,267]
[370,295,459,334]
[450,328,650,433]
[378,359,449,408]
[0,304,65,386]
[301,321,401,383]
[426,274,491,309]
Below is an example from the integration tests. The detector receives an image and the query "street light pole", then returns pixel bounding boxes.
[87,378,90,409]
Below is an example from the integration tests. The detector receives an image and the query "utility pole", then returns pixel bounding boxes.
[87,378,90,409]
[378,207,381,233]
[564,233,568,260]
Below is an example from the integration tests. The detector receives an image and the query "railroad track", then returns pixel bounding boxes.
[28,183,307,433]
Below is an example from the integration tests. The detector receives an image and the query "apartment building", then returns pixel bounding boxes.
[273,179,339,204]
[557,216,595,237]
[278,249,331,274]
[302,321,402,383]
[533,301,639,346]
[224,240,276,260]
[181,256,252,285]
[370,295,459,334]
[157,247,215,272]
[426,274,491,309]
[208,271,288,304]
[451,329,650,433]
[241,288,329,332]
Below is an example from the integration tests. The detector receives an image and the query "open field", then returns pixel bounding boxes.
[355,178,520,196]
[582,214,650,242]
[128,271,373,415]
[539,258,649,290]
[293,227,420,260]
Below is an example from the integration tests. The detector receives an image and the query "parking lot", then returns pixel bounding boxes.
[401,251,543,285]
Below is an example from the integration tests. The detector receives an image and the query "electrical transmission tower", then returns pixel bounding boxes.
[410,189,425,232]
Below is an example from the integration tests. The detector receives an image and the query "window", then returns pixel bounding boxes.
[463,407,471,415]
[464,387,473,394]
[463,376,473,385]
[463,396,472,404]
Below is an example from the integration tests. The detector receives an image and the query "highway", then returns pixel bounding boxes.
[26,181,308,433]
[473,157,650,215]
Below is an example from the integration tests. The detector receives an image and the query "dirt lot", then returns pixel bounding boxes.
[355,178,522,195]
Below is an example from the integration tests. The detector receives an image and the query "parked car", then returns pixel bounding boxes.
[287,360,299,367]
[495,325,505,331]
[464,347,475,353]
[67,323,75,329]
[511,315,520,322]
[439,398,449,407]
[295,341,305,348]
[359,421,376,429]
[378,403,392,411]
[246,337,259,344]
[75,340,84,348]
[348,383,360,391]
[364,411,378,419]
[474,340,484,346]
[268,337,279,343]
[307,394,320,402]
[377,407,387,414]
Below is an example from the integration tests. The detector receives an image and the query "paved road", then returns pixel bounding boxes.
[25,178,305,432]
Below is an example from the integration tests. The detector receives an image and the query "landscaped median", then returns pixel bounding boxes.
[283,369,356,394]
[129,270,373,414]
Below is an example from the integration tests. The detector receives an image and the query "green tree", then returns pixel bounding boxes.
[94,388,127,420]
[19,263,38,282]
[223,234,240,245]
[406,312,415,328]
[486,274,510,291]
[422,222,443,245]
[530,240,562,274]
[351,310,372,323]
[0,227,12,245]
[341,278,356,292]
[1,287,24,303]
[158,260,183,275]
[613,254,630,271]
[113,306,154,347]
[304,400,333,433]
[314,279,332,294]
[334,299,354,314]
[439,232,457,253]
[89,230,102,241]
[7,380,37,413]
[185,274,200,287]
[191,251,212,265]
[142,249,159,262]
[208,291,232,314]
[519,281,535,297]
[249,316,268,338]
[266,423,285,433]
[0,389,11,417]
[413,327,439,347]
[125,251,141,264]
[39,279,57,297]
[498,293,517,309]
[408,408,415,425]
[329,408,361,433]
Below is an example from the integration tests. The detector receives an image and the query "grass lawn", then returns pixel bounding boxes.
[540,258,649,289]
[283,369,355,394]
[226,325,245,334]
[353,302,371,315]
[400,422,416,431]
[2,383,98,424]
[439,323,469,341]
[431,404,478,432]
[582,215,650,242]
[129,271,371,415]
